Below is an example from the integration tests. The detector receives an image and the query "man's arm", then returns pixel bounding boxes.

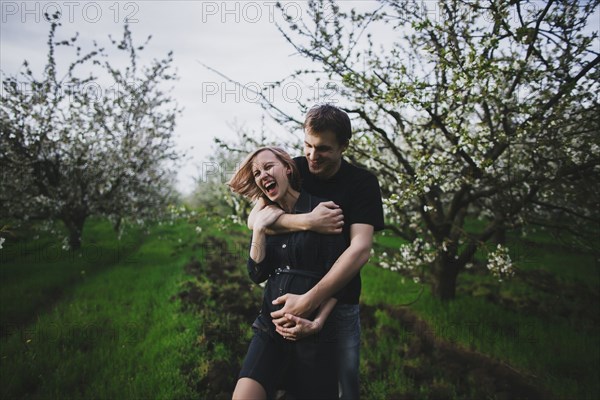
[271,223,374,320]
[248,197,344,235]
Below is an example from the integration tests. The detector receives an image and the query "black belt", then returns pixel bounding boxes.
[273,267,323,280]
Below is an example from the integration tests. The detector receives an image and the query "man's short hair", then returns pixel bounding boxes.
[304,104,352,146]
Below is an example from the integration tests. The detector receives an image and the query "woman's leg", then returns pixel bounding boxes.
[237,322,287,400]
[232,377,266,400]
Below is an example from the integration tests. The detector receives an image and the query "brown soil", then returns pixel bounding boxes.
[174,236,262,399]
[360,303,554,400]
[175,235,554,399]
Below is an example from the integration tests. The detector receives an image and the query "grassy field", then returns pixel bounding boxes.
[0,214,598,399]
[363,229,599,399]
[1,217,206,399]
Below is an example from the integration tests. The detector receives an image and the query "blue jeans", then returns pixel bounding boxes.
[333,304,360,400]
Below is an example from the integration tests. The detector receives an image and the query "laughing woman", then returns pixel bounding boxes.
[229,147,344,400]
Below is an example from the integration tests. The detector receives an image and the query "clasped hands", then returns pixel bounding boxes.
[271,293,321,341]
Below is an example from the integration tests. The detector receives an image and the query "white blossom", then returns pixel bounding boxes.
[486,244,515,281]
[61,237,70,251]
[377,238,435,277]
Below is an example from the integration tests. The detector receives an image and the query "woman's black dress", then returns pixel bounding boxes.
[238,190,346,399]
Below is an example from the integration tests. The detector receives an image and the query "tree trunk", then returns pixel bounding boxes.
[493,225,506,246]
[62,214,86,250]
[431,255,460,301]
[113,216,122,233]
[491,211,506,245]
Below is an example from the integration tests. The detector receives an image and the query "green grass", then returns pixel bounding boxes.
[363,227,599,399]
[1,215,598,399]
[359,307,418,399]
[0,217,206,399]
[411,295,598,398]
[0,218,145,328]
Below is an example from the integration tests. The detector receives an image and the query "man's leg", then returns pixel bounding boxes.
[334,304,360,399]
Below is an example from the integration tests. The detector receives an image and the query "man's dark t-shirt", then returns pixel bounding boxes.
[294,156,385,304]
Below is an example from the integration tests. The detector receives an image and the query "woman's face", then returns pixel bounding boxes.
[251,150,291,202]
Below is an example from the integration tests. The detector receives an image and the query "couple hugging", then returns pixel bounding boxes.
[229,105,384,400]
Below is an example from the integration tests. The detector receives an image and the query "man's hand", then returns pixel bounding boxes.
[253,205,284,232]
[247,197,267,230]
[270,293,316,321]
[275,314,322,341]
[307,201,344,234]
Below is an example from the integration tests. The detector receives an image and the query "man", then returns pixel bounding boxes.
[248,104,384,399]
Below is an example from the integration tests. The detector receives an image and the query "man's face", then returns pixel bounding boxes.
[303,129,347,179]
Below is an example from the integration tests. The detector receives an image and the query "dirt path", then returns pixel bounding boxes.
[176,235,553,399]
[360,303,553,399]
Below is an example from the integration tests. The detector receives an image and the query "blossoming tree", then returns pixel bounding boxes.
[255,0,599,300]
[0,14,180,249]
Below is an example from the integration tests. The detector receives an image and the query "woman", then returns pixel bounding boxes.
[229,147,345,400]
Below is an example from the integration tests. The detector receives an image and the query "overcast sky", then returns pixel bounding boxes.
[3,1,598,196]
[1,0,366,195]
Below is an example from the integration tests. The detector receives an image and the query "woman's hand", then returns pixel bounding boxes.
[275,313,322,341]
[253,205,284,232]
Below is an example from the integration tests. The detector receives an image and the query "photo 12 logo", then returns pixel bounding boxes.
[200,1,298,24]
[1,1,140,24]
[200,80,340,105]
[199,1,339,24]
[395,1,540,24]
[10,80,144,106]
